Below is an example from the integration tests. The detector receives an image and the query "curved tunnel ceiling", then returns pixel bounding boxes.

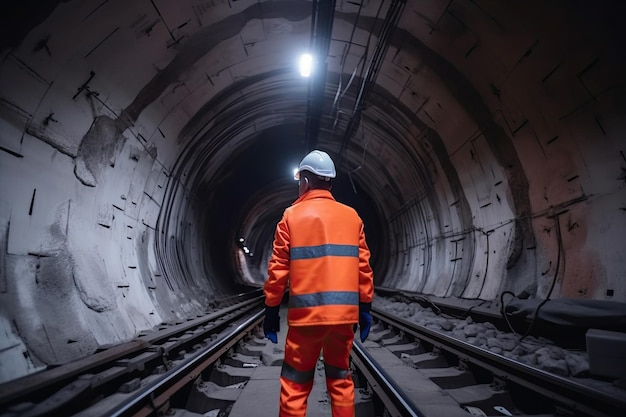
[0,0,625,383]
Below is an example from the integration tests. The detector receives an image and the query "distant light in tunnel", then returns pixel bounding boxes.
[299,53,313,77]
[239,237,244,243]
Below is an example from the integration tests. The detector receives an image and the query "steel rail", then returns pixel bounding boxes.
[374,308,626,417]
[108,309,264,417]
[0,296,263,414]
[351,340,424,417]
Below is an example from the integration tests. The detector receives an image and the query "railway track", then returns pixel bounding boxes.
[362,307,626,417]
[2,292,624,417]
[0,294,264,417]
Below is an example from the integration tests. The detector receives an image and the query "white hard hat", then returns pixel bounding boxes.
[294,150,336,181]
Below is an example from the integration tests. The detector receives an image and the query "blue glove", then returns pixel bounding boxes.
[263,305,280,344]
[358,302,372,342]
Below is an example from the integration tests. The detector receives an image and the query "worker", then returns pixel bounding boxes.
[263,149,374,417]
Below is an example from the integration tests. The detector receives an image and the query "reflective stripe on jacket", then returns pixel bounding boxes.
[264,189,374,326]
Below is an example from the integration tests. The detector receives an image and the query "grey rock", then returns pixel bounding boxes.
[487,338,501,349]
[566,353,589,376]
[464,324,480,337]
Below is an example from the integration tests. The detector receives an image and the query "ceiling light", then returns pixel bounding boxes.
[299,53,313,77]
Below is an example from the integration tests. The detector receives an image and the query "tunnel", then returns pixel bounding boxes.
[0,0,625,384]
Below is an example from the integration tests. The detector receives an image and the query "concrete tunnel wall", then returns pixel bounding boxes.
[0,0,624,383]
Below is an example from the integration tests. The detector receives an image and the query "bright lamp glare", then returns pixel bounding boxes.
[299,54,313,77]
[293,167,299,180]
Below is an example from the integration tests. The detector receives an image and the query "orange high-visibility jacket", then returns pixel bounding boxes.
[264,189,374,326]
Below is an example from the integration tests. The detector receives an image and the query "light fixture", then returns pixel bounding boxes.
[299,53,313,77]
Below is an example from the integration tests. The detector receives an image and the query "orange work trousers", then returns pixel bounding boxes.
[279,324,355,417]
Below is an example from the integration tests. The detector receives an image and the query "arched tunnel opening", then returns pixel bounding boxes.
[0,0,625,387]
[153,68,389,291]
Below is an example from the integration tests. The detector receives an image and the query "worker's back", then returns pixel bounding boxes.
[284,189,364,326]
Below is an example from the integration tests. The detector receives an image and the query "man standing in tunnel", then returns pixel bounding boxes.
[263,149,374,417]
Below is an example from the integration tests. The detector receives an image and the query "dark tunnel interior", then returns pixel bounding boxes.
[201,126,385,284]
